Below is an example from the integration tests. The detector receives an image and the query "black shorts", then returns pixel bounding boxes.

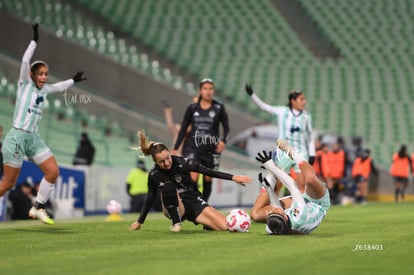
[181,195,209,224]
[393,176,408,184]
[185,151,221,170]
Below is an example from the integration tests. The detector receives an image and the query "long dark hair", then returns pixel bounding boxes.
[398,145,407,158]
[288,90,303,108]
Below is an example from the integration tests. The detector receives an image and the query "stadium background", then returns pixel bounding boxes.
[0,0,413,211]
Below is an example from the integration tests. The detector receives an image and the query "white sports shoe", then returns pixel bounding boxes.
[276,139,306,163]
[276,139,295,159]
[170,223,182,232]
[29,207,55,225]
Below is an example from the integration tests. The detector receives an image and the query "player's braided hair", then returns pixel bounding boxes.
[136,130,169,161]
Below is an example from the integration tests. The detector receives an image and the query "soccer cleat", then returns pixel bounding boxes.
[276,139,295,159]
[29,207,55,225]
[276,139,306,163]
[170,223,182,232]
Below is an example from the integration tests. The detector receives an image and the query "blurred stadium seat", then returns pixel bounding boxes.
[1,0,413,166]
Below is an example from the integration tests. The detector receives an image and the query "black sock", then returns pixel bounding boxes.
[161,184,181,225]
[202,178,212,202]
[34,201,45,209]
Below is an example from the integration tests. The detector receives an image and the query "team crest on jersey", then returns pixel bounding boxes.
[174,175,182,183]
[209,110,216,118]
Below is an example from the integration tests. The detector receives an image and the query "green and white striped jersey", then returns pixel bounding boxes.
[13,41,74,133]
[251,94,315,158]
[284,191,330,234]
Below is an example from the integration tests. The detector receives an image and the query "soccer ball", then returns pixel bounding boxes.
[226,209,251,232]
[106,200,122,214]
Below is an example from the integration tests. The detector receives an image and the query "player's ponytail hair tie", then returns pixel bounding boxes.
[30,60,49,73]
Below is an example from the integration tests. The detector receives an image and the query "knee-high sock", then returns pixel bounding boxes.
[262,173,282,208]
[264,160,305,208]
[35,178,54,206]
[202,177,212,202]
[162,183,181,225]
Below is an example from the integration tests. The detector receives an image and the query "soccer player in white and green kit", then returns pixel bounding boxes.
[0,23,86,224]
[246,84,315,223]
[246,84,315,172]
[256,139,330,234]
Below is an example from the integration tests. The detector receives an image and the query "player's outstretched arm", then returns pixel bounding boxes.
[46,70,86,94]
[32,23,39,43]
[19,23,39,83]
[246,84,277,114]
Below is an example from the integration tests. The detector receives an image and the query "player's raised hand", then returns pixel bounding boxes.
[245,83,254,96]
[73,70,87,83]
[32,23,39,42]
[256,150,272,164]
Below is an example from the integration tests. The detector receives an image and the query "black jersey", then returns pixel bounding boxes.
[137,155,233,224]
[174,100,230,153]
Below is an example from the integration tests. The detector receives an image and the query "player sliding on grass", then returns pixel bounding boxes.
[129,130,251,232]
[0,23,86,225]
[255,139,330,234]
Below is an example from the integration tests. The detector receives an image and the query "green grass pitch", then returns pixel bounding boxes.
[1,202,413,275]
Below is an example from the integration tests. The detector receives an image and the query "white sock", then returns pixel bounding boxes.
[266,163,306,208]
[260,173,281,208]
[36,178,55,204]
[267,188,283,209]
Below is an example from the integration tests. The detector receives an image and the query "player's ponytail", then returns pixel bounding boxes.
[136,130,169,161]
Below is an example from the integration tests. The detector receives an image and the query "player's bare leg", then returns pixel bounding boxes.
[0,165,21,197]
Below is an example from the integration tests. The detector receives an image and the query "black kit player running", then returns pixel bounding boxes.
[137,155,233,225]
[173,79,230,202]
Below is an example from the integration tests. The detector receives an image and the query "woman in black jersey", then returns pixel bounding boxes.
[129,131,251,232]
[172,78,230,203]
